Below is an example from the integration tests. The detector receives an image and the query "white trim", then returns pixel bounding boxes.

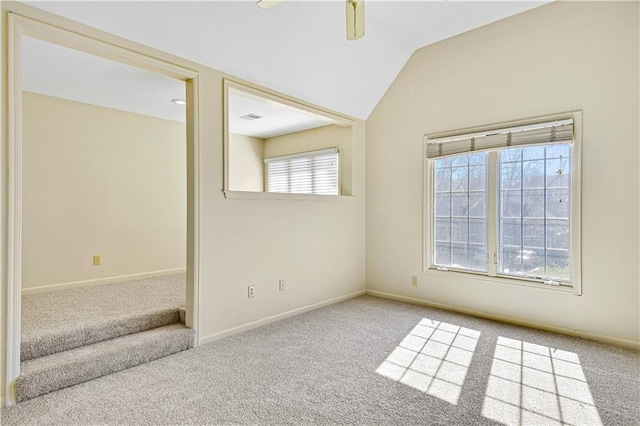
[5,13,202,404]
[6,12,24,407]
[185,76,201,345]
[21,268,187,295]
[366,290,640,351]
[198,290,366,345]
[422,268,581,294]
[570,112,583,295]
[223,190,355,201]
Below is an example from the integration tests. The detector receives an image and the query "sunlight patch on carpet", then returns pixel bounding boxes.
[482,337,602,426]
[376,318,480,405]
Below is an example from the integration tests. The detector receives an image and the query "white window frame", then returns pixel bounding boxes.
[264,147,341,195]
[423,112,582,294]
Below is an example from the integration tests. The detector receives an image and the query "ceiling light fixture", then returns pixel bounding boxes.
[257,0,283,9]
[171,98,186,105]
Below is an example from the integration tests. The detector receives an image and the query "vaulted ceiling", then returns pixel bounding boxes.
[26,1,547,120]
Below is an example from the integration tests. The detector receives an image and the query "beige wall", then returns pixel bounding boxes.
[21,92,187,289]
[366,1,639,344]
[1,2,366,404]
[228,133,264,192]
[265,124,354,195]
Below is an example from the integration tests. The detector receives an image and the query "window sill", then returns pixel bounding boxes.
[423,267,582,295]
[223,190,355,201]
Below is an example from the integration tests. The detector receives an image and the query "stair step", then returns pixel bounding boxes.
[16,323,194,402]
[21,308,181,361]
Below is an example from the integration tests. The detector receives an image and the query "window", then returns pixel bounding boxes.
[498,145,571,281]
[265,148,339,195]
[434,153,487,272]
[426,115,581,291]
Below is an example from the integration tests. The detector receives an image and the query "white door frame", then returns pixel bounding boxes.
[5,13,201,405]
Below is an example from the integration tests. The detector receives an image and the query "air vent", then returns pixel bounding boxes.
[239,113,263,121]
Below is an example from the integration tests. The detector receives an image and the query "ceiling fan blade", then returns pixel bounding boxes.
[257,0,284,9]
[346,0,365,40]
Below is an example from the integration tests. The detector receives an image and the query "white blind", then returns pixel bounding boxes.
[265,147,339,195]
[426,118,574,159]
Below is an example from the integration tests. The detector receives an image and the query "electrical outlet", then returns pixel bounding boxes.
[248,286,255,298]
[279,279,286,292]
[411,275,418,287]
[93,255,102,266]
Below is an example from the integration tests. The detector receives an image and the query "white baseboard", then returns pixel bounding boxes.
[21,268,187,295]
[199,290,366,346]
[367,290,640,351]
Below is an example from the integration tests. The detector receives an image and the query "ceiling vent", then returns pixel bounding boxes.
[239,113,263,121]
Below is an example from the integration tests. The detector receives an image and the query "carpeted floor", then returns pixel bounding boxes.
[21,274,186,360]
[3,295,639,425]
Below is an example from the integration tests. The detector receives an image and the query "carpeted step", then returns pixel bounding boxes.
[16,323,194,403]
[21,274,186,361]
[21,308,181,361]
[179,306,186,324]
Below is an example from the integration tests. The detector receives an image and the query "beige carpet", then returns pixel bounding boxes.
[21,274,186,360]
[3,295,639,425]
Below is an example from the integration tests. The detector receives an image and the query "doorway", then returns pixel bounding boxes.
[6,13,200,405]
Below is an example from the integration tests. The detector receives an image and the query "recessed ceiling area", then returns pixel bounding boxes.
[21,36,186,123]
[25,1,548,120]
[228,89,333,139]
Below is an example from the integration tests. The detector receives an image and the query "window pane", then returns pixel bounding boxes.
[435,217,451,242]
[501,191,521,218]
[499,144,572,282]
[546,249,570,281]
[468,153,486,165]
[522,160,545,189]
[523,219,544,248]
[452,244,469,268]
[435,194,451,216]
[469,245,487,271]
[546,158,570,189]
[433,153,487,272]
[452,218,468,243]
[469,218,486,244]
[501,218,521,246]
[469,193,486,217]
[502,148,522,162]
[451,155,468,166]
[546,219,569,250]
[522,189,544,218]
[435,242,452,266]
[452,166,469,191]
[546,189,570,219]
[435,167,451,192]
[436,157,452,168]
[501,245,523,275]
[469,165,486,191]
[523,146,545,160]
[521,248,545,277]
[501,162,521,189]
[452,193,469,217]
